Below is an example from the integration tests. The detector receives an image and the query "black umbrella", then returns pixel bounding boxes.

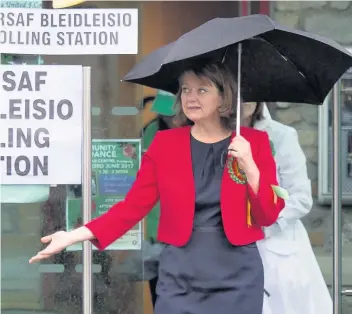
[123,14,352,106]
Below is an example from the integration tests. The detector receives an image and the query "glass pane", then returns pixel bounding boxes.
[323,69,352,311]
[1,190,83,314]
[41,1,145,313]
[1,34,81,314]
[340,69,352,312]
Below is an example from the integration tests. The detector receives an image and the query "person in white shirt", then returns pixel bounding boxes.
[243,102,332,314]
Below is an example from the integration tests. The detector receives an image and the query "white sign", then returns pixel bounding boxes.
[0,8,138,55]
[0,65,83,185]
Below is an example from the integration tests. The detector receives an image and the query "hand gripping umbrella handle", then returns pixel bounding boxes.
[236,43,242,136]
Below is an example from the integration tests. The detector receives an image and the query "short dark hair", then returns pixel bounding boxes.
[172,61,242,131]
[249,102,265,127]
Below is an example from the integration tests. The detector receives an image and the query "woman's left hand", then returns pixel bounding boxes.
[228,135,256,172]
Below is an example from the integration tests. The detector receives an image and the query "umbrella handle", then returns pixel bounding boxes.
[236,43,242,136]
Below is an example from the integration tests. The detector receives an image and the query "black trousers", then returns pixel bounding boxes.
[149,276,158,308]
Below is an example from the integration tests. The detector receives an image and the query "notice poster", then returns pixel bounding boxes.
[66,139,142,251]
[0,8,138,55]
[0,65,83,185]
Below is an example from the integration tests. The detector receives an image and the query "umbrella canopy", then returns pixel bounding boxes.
[123,14,352,105]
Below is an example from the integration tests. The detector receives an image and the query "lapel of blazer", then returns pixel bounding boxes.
[220,131,246,217]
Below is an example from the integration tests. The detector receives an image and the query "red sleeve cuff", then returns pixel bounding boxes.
[85,220,107,251]
[85,216,115,251]
[247,175,284,227]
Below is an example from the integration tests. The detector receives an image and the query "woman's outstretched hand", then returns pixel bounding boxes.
[29,231,74,264]
[29,227,96,264]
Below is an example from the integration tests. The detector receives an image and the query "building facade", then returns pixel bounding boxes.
[1,1,352,313]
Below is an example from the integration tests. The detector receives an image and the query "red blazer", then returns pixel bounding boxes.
[86,126,285,250]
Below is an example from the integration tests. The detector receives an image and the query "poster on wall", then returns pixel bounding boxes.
[0,65,83,185]
[0,8,138,55]
[66,139,142,251]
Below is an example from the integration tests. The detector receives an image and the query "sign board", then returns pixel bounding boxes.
[0,8,138,55]
[66,139,142,250]
[0,65,83,185]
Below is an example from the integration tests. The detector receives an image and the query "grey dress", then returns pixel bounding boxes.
[154,135,264,314]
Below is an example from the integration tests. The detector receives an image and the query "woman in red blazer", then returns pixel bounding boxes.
[30,61,285,314]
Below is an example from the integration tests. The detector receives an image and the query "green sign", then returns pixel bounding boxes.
[1,54,44,65]
[151,90,176,116]
[66,139,142,251]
